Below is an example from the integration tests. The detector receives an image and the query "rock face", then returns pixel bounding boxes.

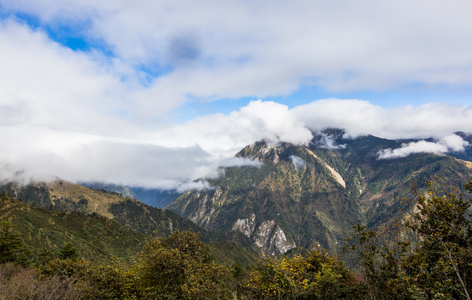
[168,130,472,255]
[232,214,256,238]
[231,215,295,255]
[252,220,296,255]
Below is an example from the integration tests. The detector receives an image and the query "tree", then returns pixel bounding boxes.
[240,246,364,299]
[58,242,79,261]
[403,179,472,299]
[345,178,472,299]
[0,221,27,264]
[133,230,232,299]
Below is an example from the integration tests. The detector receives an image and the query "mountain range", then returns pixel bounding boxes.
[167,129,472,255]
[1,129,471,260]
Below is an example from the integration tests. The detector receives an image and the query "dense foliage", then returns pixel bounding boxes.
[345,178,472,299]
[239,246,364,299]
[1,178,472,299]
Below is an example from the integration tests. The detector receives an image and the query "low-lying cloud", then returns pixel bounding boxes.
[1,100,471,190]
[378,134,470,159]
[290,155,306,171]
[315,132,347,150]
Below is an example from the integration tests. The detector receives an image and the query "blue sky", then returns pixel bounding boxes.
[0,0,472,188]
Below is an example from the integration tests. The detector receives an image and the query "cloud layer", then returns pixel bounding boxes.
[1,2,472,189]
[2,0,472,113]
[0,98,471,189]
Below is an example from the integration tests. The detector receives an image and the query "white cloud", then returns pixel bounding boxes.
[293,100,472,139]
[1,98,471,188]
[378,134,469,159]
[290,155,306,170]
[378,141,448,159]
[315,132,347,149]
[1,1,472,189]
[153,100,313,157]
[441,134,469,152]
[219,158,263,168]
[3,0,472,106]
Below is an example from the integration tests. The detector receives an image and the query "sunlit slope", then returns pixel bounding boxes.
[0,179,261,265]
[0,192,143,262]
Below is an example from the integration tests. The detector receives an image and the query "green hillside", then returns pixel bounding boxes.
[0,192,143,263]
[0,181,260,266]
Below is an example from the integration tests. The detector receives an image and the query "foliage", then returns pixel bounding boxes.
[36,231,234,299]
[0,262,82,299]
[39,257,137,299]
[133,230,233,299]
[58,242,79,260]
[0,220,28,265]
[345,178,472,299]
[0,191,143,264]
[239,246,365,299]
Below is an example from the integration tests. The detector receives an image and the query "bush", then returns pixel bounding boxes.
[0,262,82,299]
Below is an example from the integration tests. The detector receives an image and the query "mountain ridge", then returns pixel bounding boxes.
[168,130,472,256]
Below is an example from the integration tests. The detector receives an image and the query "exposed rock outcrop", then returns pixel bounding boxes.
[233,218,295,256]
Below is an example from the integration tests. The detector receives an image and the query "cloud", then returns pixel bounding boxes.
[173,180,212,193]
[153,100,313,157]
[0,124,214,188]
[378,134,469,159]
[293,100,472,139]
[315,132,346,149]
[442,134,469,152]
[1,99,471,189]
[3,0,472,106]
[1,2,472,188]
[290,155,306,170]
[219,158,263,168]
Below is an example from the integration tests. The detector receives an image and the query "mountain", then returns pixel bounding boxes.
[128,187,181,209]
[168,129,472,256]
[80,182,181,209]
[0,191,143,263]
[449,132,472,161]
[0,179,260,266]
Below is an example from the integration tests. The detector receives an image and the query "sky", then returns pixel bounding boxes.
[0,0,472,190]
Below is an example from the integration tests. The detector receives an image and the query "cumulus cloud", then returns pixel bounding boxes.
[1,1,472,189]
[153,100,313,157]
[1,98,471,189]
[378,134,470,159]
[293,100,472,139]
[3,0,472,106]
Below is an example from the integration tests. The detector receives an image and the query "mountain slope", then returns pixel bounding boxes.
[0,192,143,262]
[0,179,261,265]
[168,130,472,255]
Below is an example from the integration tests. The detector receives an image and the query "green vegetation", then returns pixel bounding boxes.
[345,178,472,299]
[1,178,472,298]
[239,246,364,299]
[0,180,260,266]
[0,191,143,263]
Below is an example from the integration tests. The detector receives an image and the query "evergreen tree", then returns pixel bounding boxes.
[58,242,79,260]
[0,220,26,264]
